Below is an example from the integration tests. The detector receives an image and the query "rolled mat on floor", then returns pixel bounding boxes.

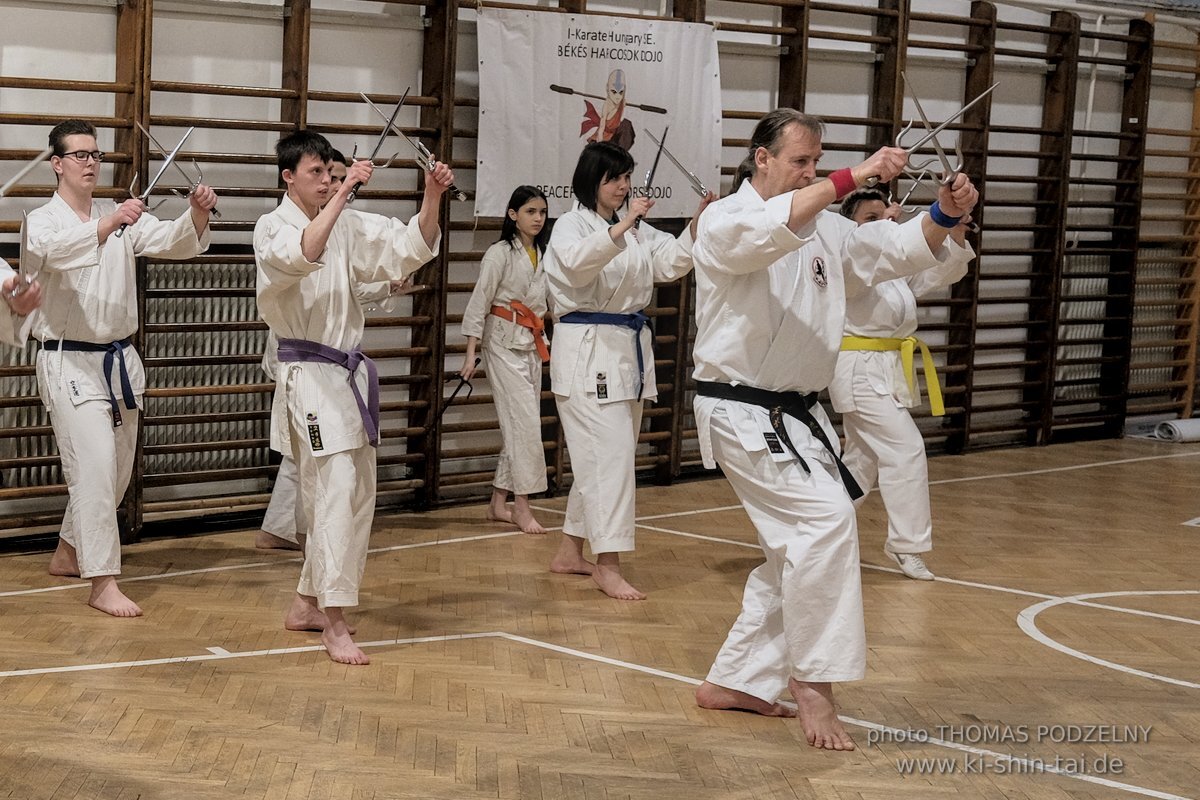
[1155,418,1200,443]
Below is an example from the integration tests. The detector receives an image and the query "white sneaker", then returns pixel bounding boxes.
[885,550,935,581]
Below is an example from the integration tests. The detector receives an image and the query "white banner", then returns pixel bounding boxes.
[476,8,721,218]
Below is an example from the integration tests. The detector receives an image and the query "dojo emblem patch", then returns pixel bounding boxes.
[763,431,785,454]
[596,372,608,400]
[811,256,828,288]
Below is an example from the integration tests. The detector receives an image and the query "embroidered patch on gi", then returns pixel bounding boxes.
[596,373,608,399]
[811,256,828,288]
[308,424,324,451]
[763,431,785,454]
[69,380,81,397]
[306,412,318,422]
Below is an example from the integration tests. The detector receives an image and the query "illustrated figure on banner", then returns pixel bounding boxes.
[551,69,667,152]
[585,70,634,148]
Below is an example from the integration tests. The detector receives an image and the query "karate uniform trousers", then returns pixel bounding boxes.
[544,202,693,554]
[461,240,550,496]
[259,279,395,545]
[691,182,961,697]
[26,193,208,578]
[830,247,973,555]
[255,196,437,608]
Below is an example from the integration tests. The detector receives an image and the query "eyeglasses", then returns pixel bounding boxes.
[58,150,105,163]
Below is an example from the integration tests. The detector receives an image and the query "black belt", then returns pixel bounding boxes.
[695,380,863,500]
[42,338,136,428]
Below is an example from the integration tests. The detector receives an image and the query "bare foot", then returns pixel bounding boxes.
[549,534,593,575]
[486,506,514,523]
[48,539,80,577]
[255,530,302,551]
[321,609,369,665]
[87,576,142,618]
[283,594,356,634]
[695,681,796,717]
[592,562,646,601]
[512,502,546,535]
[788,679,855,751]
[486,488,514,524]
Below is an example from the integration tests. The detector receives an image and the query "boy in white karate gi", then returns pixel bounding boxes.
[256,151,412,552]
[254,130,452,664]
[29,118,216,616]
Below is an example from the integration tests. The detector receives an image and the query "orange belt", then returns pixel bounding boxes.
[490,302,550,362]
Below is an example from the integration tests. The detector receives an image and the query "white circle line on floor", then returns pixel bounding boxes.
[1017,590,1200,690]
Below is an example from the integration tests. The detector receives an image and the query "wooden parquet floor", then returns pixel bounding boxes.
[1,438,1198,799]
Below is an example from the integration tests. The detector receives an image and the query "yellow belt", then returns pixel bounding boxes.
[840,335,945,416]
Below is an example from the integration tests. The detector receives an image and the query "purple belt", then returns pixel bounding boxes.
[276,338,380,447]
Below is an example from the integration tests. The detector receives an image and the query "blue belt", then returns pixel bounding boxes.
[43,338,136,428]
[559,310,651,399]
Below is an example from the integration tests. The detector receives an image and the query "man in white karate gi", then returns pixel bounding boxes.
[690,109,978,749]
[255,130,452,664]
[27,118,216,616]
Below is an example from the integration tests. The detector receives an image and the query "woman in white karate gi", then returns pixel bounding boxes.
[460,185,552,534]
[543,141,713,600]
[831,187,974,580]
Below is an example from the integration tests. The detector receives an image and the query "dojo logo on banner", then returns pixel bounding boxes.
[476,8,722,217]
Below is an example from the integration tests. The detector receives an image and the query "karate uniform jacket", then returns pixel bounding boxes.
[829,234,974,412]
[254,195,438,456]
[461,240,548,353]
[691,181,962,468]
[544,201,693,403]
[25,193,210,407]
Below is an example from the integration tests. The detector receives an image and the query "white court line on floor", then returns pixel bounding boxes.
[928,449,1200,486]
[1017,591,1200,690]
[0,529,543,598]
[3,449,1191,598]
[631,518,1200,628]
[0,630,1186,800]
[634,516,1200,693]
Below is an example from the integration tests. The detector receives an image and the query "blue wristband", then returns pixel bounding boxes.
[928,202,962,229]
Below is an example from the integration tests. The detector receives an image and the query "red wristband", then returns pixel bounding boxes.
[828,168,857,200]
